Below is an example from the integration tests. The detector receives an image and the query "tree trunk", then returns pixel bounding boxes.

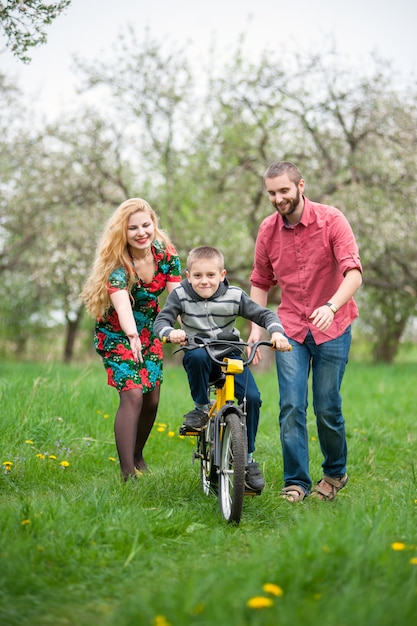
[63,306,84,363]
[371,318,407,364]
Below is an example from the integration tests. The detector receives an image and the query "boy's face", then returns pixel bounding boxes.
[186,259,226,299]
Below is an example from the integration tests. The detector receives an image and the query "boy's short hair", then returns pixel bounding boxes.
[186,246,225,271]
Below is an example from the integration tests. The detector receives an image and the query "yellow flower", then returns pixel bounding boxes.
[103,414,110,419]
[247,596,274,609]
[21,519,31,526]
[391,542,406,551]
[36,453,45,459]
[25,440,34,445]
[60,461,70,468]
[157,426,165,433]
[153,615,171,626]
[263,583,284,597]
[108,457,116,462]
[168,431,175,438]
[48,455,57,460]
[2,461,13,466]
[410,557,417,565]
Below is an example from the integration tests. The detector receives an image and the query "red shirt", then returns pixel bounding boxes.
[250,197,362,345]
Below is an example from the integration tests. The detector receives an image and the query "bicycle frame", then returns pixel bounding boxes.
[207,357,246,469]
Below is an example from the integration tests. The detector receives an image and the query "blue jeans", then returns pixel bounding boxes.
[275,327,352,493]
[183,348,262,454]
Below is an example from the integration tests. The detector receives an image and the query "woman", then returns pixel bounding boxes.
[81,198,181,480]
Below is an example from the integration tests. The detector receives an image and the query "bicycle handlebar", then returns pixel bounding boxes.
[162,335,291,367]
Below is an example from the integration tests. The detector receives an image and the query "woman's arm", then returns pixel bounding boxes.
[110,289,143,362]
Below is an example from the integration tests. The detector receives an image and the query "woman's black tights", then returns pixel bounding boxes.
[114,386,160,479]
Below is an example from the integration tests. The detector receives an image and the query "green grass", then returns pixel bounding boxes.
[0,358,416,626]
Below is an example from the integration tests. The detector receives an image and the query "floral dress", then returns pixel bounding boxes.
[95,241,181,392]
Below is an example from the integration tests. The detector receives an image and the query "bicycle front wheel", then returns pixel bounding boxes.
[218,412,246,524]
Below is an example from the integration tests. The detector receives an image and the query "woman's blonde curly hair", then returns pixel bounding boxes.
[81,198,175,320]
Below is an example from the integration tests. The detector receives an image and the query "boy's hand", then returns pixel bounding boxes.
[270,332,291,352]
[168,329,187,344]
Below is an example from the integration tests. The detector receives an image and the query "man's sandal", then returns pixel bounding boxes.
[280,485,306,503]
[312,474,348,501]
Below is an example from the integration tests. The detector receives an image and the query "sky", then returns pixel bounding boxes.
[1,0,416,120]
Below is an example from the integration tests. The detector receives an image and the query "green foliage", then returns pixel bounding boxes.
[0,0,71,63]
[1,33,417,361]
[0,360,416,625]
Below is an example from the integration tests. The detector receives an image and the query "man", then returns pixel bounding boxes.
[248,161,362,502]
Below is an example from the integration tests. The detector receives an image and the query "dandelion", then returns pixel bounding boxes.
[108,457,116,462]
[25,440,34,445]
[21,519,31,526]
[310,436,317,441]
[191,602,205,615]
[48,455,57,460]
[410,557,417,565]
[247,596,274,609]
[168,431,175,438]
[391,542,406,551]
[103,413,110,419]
[36,453,45,459]
[153,615,171,626]
[157,426,165,433]
[263,583,284,597]
[60,460,70,468]
[3,461,13,474]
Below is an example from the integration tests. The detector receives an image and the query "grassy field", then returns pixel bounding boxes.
[0,356,416,626]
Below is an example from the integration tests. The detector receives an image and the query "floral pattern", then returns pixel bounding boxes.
[94,241,181,392]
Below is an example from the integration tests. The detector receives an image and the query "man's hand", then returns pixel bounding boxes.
[247,326,266,366]
[309,305,335,331]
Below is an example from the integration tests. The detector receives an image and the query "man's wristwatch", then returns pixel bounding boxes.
[326,302,338,315]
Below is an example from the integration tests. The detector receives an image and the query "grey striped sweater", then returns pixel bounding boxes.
[154,278,284,340]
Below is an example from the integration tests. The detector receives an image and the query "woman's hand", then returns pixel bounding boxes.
[128,333,143,363]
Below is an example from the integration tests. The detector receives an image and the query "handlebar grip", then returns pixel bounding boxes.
[270,342,292,352]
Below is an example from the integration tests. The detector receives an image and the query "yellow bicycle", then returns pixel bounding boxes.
[168,334,287,524]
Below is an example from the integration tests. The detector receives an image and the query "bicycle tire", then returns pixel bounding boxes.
[218,411,246,524]
[199,421,217,495]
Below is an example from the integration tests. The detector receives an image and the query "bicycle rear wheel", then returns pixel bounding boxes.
[218,412,246,524]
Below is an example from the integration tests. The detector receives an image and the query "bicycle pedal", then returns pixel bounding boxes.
[179,425,200,436]
[244,487,263,497]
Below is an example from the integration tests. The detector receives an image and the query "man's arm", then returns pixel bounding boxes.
[309,269,362,331]
[247,286,270,364]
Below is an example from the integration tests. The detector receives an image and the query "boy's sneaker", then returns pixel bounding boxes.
[245,461,265,493]
[182,408,209,431]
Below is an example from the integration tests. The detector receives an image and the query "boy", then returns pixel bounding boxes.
[154,246,290,492]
